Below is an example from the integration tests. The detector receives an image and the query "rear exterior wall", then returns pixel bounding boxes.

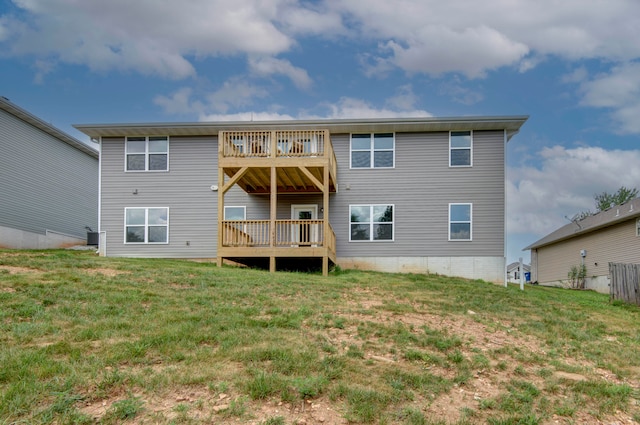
[100,130,507,280]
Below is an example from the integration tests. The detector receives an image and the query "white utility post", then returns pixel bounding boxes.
[519,257,524,291]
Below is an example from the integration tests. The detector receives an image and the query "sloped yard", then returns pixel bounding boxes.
[0,250,638,424]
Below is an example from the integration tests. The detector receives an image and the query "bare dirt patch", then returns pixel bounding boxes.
[80,268,129,277]
[0,265,43,275]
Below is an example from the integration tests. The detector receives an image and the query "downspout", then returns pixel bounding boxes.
[503,129,508,287]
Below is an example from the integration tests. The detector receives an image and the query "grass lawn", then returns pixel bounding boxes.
[0,249,639,424]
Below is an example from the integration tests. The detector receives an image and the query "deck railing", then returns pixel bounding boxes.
[221,130,329,158]
[222,220,335,250]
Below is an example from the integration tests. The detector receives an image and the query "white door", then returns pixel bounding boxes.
[291,205,317,246]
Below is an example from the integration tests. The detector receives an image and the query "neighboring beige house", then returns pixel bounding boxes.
[525,197,640,293]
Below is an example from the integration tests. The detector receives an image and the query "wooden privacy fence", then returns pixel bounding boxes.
[609,262,640,305]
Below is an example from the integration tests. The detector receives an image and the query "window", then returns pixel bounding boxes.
[125,207,169,243]
[637,218,640,236]
[450,131,472,167]
[126,136,169,171]
[351,133,394,168]
[224,206,246,221]
[449,203,472,241]
[350,205,394,241]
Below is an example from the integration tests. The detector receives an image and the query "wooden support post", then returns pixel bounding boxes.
[323,164,330,276]
[270,165,277,273]
[217,132,225,268]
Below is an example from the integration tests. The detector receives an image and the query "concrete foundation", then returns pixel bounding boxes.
[337,256,506,283]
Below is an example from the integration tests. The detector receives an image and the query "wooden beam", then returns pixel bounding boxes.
[221,166,249,194]
[298,166,324,191]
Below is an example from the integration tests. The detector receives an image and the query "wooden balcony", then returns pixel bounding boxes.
[220,220,336,254]
[218,130,337,193]
[217,129,338,275]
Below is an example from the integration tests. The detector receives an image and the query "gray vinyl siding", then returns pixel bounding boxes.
[100,129,505,259]
[534,219,640,284]
[0,108,98,238]
[100,136,217,257]
[330,130,505,257]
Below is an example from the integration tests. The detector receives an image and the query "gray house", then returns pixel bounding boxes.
[75,116,527,280]
[525,197,640,293]
[0,97,99,248]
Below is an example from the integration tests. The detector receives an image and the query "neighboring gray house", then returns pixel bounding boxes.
[75,116,527,280]
[506,261,530,283]
[525,197,640,293]
[0,97,99,248]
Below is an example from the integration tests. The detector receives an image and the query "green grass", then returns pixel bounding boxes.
[0,249,639,424]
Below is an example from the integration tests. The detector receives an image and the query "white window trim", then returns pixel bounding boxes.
[350,133,395,169]
[224,206,247,220]
[349,204,395,242]
[449,131,473,168]
[125,136,169,172]
[124,207,169,244]
[449,203,472,241]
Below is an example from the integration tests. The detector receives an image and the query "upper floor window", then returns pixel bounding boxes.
[636,218,640,236]
[449,203,472,241]
[450,131,472,167]
[126,136,169,171]
[125,207,169,244]
[351,133,394,168]
[350,204,394,241]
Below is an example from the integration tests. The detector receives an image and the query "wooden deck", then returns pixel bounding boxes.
[218,130,337,193]
[217,130,337,275]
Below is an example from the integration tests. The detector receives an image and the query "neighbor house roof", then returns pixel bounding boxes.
[524,197,640,250]
[1,97,99,159]
[507,262,531,272]
[74,115,528,141]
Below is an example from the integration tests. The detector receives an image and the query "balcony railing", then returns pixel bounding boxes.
[222,220,335,250]
[221,130,331,158]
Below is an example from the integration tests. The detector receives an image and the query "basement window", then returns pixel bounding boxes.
[350,204,394,241]
[125,207,169,244]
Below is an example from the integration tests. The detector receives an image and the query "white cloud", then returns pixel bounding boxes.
[575,62,640,133]
[438,78,484,105]
[199,111,296,122]
[197,92,430,121]
[154,87,204,115]
[384,26,529,79]
[4,0,640,84]
[507,145,640,238]
[1,0,295,78]
[154,78,270,116]
[332,0,640,77]
[317,97,432,119]
[248,56,312,90]
[385,84,419,110]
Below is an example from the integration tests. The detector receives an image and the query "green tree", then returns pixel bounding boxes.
[577,186,638,219]
[594,186,638,212]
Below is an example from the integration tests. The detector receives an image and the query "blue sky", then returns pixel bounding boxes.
[2,0,640,264]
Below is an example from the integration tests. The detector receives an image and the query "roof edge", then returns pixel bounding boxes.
[524,198,640,250]
[1,96,98,159]
[74,115,529,139]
